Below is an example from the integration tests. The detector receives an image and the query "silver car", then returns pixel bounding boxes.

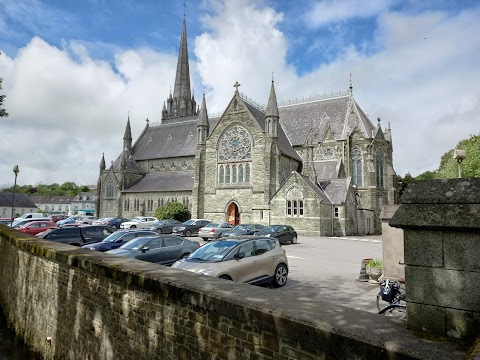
[198,222,234,240]
[172,236,288,287]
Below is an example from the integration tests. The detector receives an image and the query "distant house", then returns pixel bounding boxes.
[29,195,74,215]
[0,192,38,218]
[70,192,96,215]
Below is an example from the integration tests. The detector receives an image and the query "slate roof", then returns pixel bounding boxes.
[318,178,349,205]
[314,161,339,180]
[29,195,74,204]
[0,193,38,208]
[278,95,375,146]
[122,171,194,193]
[298,175,331,204]
[112,148,141,171]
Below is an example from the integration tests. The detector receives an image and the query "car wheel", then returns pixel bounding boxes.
[130,225,136,229]
[273,264,288,287]
[202,237,208,241]
[219,275,232,281]
[157,228,163,235]
[185,229,192,237]
[291,236,298,244]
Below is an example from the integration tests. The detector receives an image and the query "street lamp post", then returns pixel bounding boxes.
[453,149,466,178]
[10,165,19,226]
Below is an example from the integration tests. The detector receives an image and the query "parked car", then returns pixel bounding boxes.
[222,223,265,237]
[145,219,182,234]
[120,216,158,229]
[56,216,79,227]
[172,219,211,237]
[36,225,116,246]
[49,214,67,223]
[106,235,200,266]
[102,217,130,229]
[254,225,298,244]
[17,220,56,235]
[81,229,157,252]
[172,236,288,287]
[92,217,108,225]
[0,218,13,225]
[13,212,45,222]
[75,216,99,225]
[10,218,52,229]
[198,222,234,240]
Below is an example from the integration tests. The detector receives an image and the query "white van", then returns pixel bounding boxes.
[14,213,45,222]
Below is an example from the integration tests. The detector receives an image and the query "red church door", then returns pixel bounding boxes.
[227,203,240,225]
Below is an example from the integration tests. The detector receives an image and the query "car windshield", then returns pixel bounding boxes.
[155,220,167,225]
[102,232,126,243]
[188,240,239,262]
[130,217,143,222]
[182,220,195,225]
[205,223,219,228]
[256,225,280,234]
[232,225,250,231]
[118,237,151,250]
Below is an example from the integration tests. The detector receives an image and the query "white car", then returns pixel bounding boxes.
[120,216,158,229]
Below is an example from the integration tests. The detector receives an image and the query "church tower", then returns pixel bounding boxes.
[162,16,197,123]
[264,80,280,201]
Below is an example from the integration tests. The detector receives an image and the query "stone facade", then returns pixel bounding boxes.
[96,18,397,236]
[0,228,465,359]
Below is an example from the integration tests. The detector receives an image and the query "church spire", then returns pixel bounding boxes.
[123,115,132,152]
[99,153,106,171]
[265,80,279,138]
[197,93,209,145]
[173,17,191,102]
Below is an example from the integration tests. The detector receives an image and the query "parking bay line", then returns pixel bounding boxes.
[287,255,305,259]
[328,237,381,243]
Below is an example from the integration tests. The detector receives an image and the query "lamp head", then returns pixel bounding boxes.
[453,149,466,163]
[13,165,19,175]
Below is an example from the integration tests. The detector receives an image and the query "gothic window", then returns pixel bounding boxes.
[217,125,252,185]
[238,164,244,183]
[376,149,384,189]
[286,187,304,217]
[334,207,339,218]
[350,147,362,187]
[106,181,114,198]
[219,165,224,184]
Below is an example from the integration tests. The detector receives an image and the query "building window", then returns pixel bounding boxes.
[376,148,384,189]
[286,187,304,217]
[238,164,244,183]
[225,165,231,183]
[350,147,362,187]
[106,181,115,198]
[245,164,250,183]
[219,165,224,184]
[124,198,130,211]
[232,165,237,183]
[334,207,339,218]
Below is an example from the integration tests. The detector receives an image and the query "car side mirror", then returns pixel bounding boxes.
[141,247,150,253]
[235,252,245,260]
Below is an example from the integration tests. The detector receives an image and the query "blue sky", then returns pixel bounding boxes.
[0,0,479,187]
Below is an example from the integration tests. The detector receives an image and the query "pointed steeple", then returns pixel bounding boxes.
[197,93,209,145]
[99,153,106,171]
[123,115,132,152]
[265,80,279,138]
[173,17,191,101]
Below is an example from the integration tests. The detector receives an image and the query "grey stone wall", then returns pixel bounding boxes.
[390,178,480,341]
[0,227,464,360]
[379,205,404,279]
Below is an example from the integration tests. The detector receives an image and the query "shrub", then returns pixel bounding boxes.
[154,201,190,222]
[367,259,383,269]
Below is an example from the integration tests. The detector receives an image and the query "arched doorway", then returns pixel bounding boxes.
[227,202,240,225]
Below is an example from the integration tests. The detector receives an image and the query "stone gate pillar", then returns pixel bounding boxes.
[390,178,480,341]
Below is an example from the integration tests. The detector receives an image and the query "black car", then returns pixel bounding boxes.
[145,219,182,234]
[254,225,298,244]
[36,225,116,246]
[102,217,130,229]
[106,235,200,266]
[172,219,211,237]
[81,229,157,251]
[222,223,265,237]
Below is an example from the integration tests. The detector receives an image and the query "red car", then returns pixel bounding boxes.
[17,220,57,235]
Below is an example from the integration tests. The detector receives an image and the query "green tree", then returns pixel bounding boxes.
[416,170,436,180]
[0,52,7,118]
[435,134,480,179]
[154,201,190,222]
[397,172,415,202]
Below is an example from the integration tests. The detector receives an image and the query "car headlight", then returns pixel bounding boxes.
[196,269,213,276]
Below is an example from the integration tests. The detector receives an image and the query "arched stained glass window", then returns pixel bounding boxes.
[245,164,250,183]
[225,165,231,184]
[238,164,244,183]
[376,149,384,188]
[106,181,114,198]
[219,165,224,184]
[350,147,362,187]
[286,187,304,217]
[232,165,237,183]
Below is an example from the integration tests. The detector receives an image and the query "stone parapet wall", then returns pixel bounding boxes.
[0,226,465,359]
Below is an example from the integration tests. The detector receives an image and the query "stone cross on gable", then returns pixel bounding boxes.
[233,81,241,93]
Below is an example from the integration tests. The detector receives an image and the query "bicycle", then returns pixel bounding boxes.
[376,278,406,318]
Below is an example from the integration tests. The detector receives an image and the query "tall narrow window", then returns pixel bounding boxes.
[225,165,231,184]
[219,165,224,184]
[286,187,304,217]
[232,165,237,183]
[376,149,384,189]
[287,200,292,216]
[106,181,114,198]
[238,164,244,183]
[245,164,250,183]
[350,147,363,187]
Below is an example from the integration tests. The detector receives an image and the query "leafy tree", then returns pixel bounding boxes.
[0,52,7,118]
[80,185,90,192]
[154,201,190,222]
[435,134,480,179]
[397,172,415,202]
[416,170,436,180]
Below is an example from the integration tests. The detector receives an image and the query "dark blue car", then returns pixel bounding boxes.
[81,229,157,251]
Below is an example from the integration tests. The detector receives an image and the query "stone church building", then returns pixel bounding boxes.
[96,18,397,236]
